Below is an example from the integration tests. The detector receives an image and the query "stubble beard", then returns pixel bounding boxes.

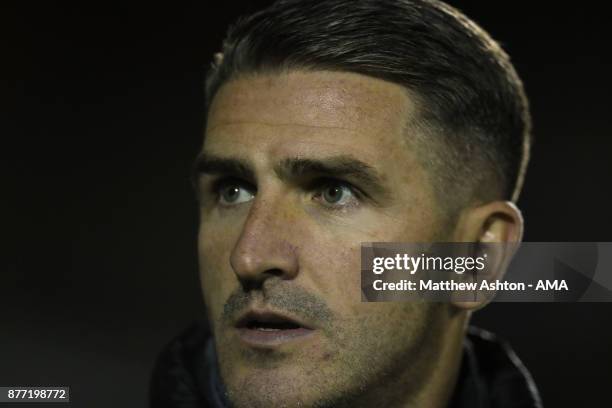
[219,302,445,408]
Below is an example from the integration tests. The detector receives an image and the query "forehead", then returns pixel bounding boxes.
[203,70,428,184]
[208,69,416,128]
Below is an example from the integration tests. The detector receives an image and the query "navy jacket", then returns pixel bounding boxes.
[150,324,542,408]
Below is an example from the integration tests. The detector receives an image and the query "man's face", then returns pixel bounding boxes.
[197,70,452,407]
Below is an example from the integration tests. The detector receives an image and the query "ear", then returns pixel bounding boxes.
[451,201,524,310]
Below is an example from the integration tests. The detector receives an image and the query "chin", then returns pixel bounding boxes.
[226,373,312,408]
[223,364,333,408]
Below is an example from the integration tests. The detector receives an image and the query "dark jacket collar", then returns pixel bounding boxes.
[149,324,541,408]
[448,327,542,408]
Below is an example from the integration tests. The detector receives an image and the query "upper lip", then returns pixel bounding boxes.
[235,308,314,330]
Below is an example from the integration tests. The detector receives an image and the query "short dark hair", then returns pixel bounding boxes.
[204,0,531,211]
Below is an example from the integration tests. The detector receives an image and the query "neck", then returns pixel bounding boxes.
[357,309,468,408]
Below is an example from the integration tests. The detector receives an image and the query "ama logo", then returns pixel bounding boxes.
[535,280,568,290]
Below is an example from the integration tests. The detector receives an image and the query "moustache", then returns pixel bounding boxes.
[221,284,334,328]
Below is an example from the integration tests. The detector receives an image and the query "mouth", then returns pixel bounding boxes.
[234,310,315,347]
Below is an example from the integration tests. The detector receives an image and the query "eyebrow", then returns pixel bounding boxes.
[192,153,390,199]
[275,156,387,194]
[193,153,255,182]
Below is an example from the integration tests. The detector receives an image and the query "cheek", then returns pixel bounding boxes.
[198,221,238,319]
[299,237,363,311]
[297,214,435,315]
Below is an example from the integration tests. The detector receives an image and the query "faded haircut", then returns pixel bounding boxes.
[204,0,532,213]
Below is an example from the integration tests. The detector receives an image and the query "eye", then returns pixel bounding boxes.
[217,180,255,206]
[315,180,360,208]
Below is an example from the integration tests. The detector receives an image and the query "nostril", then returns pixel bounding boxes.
[265,268,285,277]
[239,269,285,292]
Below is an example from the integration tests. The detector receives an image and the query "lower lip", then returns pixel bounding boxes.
[237,327,315,347]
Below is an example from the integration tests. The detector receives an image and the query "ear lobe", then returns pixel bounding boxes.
[451,201,524,310]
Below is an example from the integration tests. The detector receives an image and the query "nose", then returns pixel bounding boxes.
[229,196,300,288]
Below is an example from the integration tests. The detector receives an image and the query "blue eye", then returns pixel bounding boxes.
[318,181,359,207]
[323,184,349,203]
[218,182,255,205]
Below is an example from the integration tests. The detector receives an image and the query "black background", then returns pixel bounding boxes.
[7,1,612,407]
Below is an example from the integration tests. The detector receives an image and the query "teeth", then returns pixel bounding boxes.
[257,327,280,331]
